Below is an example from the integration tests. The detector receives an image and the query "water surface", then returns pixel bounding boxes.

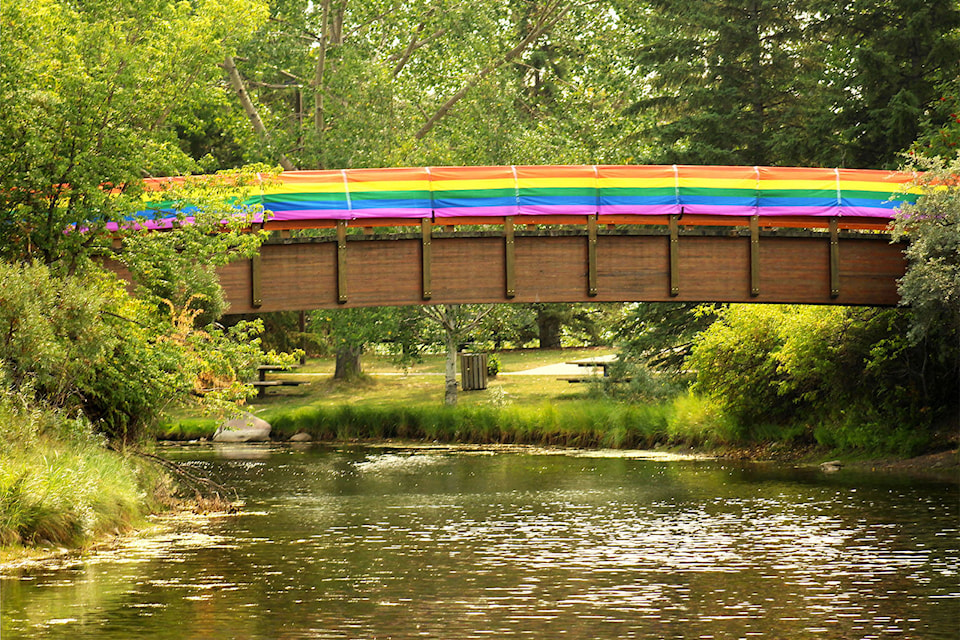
[3,445,958,639]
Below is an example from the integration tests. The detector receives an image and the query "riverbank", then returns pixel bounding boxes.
[0,390,178,560]
[159,348,957,461]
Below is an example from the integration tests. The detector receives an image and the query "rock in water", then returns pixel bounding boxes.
[288,432,312,442]
[820,460,843,473]
[214,412,271,442]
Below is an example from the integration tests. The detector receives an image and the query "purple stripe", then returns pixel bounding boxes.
[269,208,353,221]
[598,204,682,216]
[434,205,517,217]
[517,204,596,215]
[349,207,433,219]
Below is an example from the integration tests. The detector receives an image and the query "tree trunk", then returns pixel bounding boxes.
[537,310,562,349]
[334,344,363,379]
[444,329,458,406]
[223,55,296,171]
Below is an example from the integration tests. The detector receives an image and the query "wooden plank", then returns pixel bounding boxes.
[669,214,680,296]
[250,253,262,308]
[337,220,348,304]
[750,215,760,297]
[421,218,432,300]
[587,216,598,297]
[504,217,516,298]
[830,218,840,298]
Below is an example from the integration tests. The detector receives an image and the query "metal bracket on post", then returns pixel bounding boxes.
[829,217,840,298]
[250,252,262,308]
[421,218,432,300]
[504,217,516,299]
[336,220,348,304]
[669,214,680,296]
[750,215,760,297]
[587,215,598,297]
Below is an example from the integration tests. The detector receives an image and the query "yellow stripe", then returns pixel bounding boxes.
[838,179,920,194]
[598,177,676,189]
[431,178,517,191]
[677,177,758,190]
[345,179,431,192]
[263,182,344,195]
[515,177,597,189]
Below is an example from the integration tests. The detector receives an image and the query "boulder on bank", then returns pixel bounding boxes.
[288,432,312,442]
[214,412,271,442]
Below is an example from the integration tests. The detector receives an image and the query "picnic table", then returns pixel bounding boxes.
[558,355,621,383]
[251,364,305,397]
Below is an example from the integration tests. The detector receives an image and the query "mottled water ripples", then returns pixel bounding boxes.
[2,446,957,639]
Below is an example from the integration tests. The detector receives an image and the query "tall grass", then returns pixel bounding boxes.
[0,389,168,548]
[263,394,729,450]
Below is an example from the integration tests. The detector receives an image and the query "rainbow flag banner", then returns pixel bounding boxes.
[140,165,921,227]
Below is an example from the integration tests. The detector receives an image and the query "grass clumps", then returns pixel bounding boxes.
[0,388,169,549]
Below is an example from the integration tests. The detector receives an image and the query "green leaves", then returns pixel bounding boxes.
[0,0,269,264]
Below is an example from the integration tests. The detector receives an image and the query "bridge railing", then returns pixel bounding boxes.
[133,164,918,232]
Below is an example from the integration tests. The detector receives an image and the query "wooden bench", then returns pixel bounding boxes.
[251,365,305,397]
[559,356,620,382]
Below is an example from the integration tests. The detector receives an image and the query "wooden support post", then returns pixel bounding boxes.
[829,218,840,298]
[421,218,432,300]
[750,215,760,297]
[669,214,680,296]
[336,220,348,304]
[504,217,516,298]
[251,253,263,308]
[587,215,598,297]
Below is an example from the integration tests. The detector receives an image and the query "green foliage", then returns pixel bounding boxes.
[0,0,269,265]
[486,354,501,378]
[892,156,960,341]
[624,0,959,168]
[614,302,721,375]
[119,167,272,324]
[835,0,960,168]
[0,262,276,442]
[688,304,956,453]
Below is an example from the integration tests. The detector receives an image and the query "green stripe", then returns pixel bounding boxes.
[432,188,516,200]
[350,189,431,202]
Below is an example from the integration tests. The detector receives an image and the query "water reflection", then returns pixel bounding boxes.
[3,445,957,639]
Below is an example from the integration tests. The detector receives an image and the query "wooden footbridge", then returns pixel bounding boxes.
[143,165,917,312]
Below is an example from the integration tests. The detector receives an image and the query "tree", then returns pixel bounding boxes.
[614,303,721,374]
[0,0,305,442]
[421,305,493,406]
[624,0,841,166]
[892,156,960,345]
[0,0,269,266]
[834,0,960,168]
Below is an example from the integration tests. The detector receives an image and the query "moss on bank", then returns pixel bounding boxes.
[0,390,173,550]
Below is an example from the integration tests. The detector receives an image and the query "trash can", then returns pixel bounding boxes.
[460,353,488,391]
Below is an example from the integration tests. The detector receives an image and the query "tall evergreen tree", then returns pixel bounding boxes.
[624,0,840,166]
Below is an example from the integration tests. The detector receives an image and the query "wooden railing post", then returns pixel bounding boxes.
[336,220,348,304]
[750,215,760,297]
[587,215,598,297]
[421,218,432,300]
[829,218,840,298]
[669,214,680,296]
[504,217,516,298]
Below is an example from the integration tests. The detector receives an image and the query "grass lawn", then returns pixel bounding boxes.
[161,347,617,438]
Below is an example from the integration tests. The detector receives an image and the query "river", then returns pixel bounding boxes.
[2,444,958,639]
